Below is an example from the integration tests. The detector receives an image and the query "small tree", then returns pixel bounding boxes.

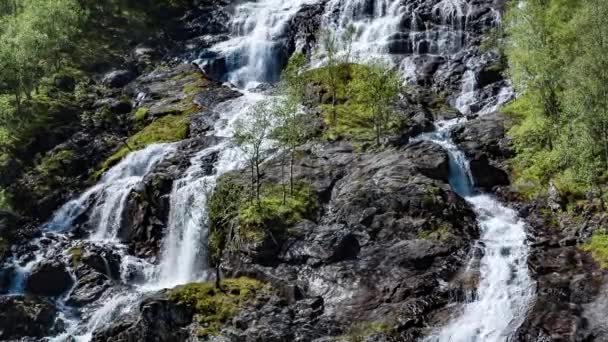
[272,54,311,201]
[318,24,357,126]
[207,178,244,289]
[234,101,273,205]
[351,61,402,146]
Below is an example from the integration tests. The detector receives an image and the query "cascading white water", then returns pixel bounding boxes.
[46,143,176,239]
[418,119,535,342]
[202,0,318,88]
[454,69,477,115]
[319,0,471,66]
[153,91,264,289]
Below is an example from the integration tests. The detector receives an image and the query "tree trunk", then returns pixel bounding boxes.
[281,153,286,205]
[250,162,255,201]
[255,159,261,206]
[290,149,295,195]
[215,263,222,289]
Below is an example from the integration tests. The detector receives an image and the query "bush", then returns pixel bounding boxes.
[582,231,608,268]
[208,177,318,262]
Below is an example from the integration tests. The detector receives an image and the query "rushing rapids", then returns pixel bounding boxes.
[0,0,538,340]
[417,119,535,341]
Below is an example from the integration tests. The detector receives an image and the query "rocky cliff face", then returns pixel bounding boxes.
[3,0,605,341]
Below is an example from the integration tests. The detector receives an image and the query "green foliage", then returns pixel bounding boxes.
[169,277,269,337]
[306,63,402,146]
[94,113,189,179]
[133,107,149,123]
[238,183,317,237]
[208,177,317,263]
[504,0,608,201]
[234,101,274,202]
[0,188,10,212]
[418,222,452,242]
[582,230,608,268]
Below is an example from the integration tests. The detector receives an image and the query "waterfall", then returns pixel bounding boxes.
[417,120,535,342]
[45,143,176,239]
[201,0,318,88]
[153,91,264,288]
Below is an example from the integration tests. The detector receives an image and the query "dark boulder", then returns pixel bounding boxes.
[190,111,219,136]
[452,112,512,189]
[0,295,63,339]
[103,70,137,88]
[26,259,74,297]
[468,154,510,189]
[91,293,194,342]
[67,271,111,306]
[404,141,450,182]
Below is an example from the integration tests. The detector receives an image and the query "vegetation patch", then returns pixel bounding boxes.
[67,246,84,266]
[133,107,150,123]
[418,223,453,242]
[305,63,402,147]
[582,231,608,268]
[93,113,189,179]
[169,277,270,337]
[208,176,318,261]
[342,320,393,342]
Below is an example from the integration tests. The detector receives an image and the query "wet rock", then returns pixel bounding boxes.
[404,141,450,182]
[0,295,63,339]
[452,112,512,189]
[91,293,194,342]
[26,259,74,297]
[286,1,327,56]
[190,111,219,136]
[67,271,111,306]
[103,70,137,88]
[216,140,478,339]
[192,87,241,108]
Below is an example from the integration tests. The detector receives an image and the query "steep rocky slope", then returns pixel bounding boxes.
[3,0,607,341]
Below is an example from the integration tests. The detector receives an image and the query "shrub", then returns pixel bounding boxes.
[582,231,608,268]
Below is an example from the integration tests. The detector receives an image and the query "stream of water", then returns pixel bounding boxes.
[1,0,533,340]
[418,119,535,342]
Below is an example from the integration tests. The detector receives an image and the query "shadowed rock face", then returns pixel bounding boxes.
[0,295,64,339]
[26,259,74,297]
[90,140,479,341]
[452,112,512,189]
[218,141,478,339]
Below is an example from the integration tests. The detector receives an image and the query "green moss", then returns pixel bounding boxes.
[169,277,269,337]
[582,231,608,268]
[37,150,77,176]
[238,183,318,240]
[342,321,393,342]
[418,222,452,242]
[93,113,189,180]
[133,107,149,123]
[68,246,84,265]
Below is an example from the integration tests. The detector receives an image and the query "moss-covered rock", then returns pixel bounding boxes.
[208,176,318,262]
[93,113,189,180]
[169,277,270,337]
